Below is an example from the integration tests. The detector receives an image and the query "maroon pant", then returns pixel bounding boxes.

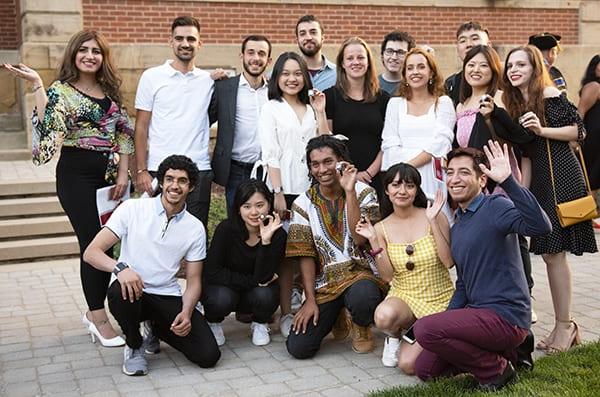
[414,308,528,384]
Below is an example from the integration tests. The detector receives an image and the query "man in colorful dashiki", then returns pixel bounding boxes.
[285,135,386,359]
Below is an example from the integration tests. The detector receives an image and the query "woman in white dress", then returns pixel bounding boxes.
[381,48,455,203]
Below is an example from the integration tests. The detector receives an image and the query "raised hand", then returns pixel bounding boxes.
[3,63,43,85]
[519,111,542,135]
[426,189,445,222]
[338,161,358,193]
[309,89,326,114]
[355,215,376,242]
[478,94,494,118]
[479,140,511,184]
[259,212,283,244]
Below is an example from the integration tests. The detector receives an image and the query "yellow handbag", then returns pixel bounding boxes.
[546,139,598,228]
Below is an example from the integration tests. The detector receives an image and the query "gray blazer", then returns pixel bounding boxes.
[209,74,241,187]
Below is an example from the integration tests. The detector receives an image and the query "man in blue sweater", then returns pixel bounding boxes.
[413,142,551,391]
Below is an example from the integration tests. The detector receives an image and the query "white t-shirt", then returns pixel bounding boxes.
[106,196,206,296]
[135,60,214,171]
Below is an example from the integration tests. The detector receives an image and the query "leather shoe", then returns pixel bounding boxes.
[479,362,518,392]
[516,330,534,371]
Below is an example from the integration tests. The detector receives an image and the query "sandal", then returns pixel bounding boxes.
[546,320,581,354]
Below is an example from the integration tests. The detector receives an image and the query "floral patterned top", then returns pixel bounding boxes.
[286,181,386,304]
[32,81,134,181]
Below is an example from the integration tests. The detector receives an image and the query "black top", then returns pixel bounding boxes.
[203,218,287,290]
[324,86,390,171]
[444,72,462,108]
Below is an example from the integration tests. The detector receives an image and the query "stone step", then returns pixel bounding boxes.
[0,179,55,197]
[0,215,72,238]
[0,235,79,262]
[0,149,31,161]
[0,113,24,131]
[0,130,27,149]
[0,196,63,217]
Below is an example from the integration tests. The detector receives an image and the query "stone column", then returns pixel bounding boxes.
[18,0,83,146]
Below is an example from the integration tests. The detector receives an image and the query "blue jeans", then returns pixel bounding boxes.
[225,160,260,217]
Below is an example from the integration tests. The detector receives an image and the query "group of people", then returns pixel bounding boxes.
[4,13,599,392]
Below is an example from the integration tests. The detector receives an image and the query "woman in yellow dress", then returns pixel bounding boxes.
[356,162,454,373]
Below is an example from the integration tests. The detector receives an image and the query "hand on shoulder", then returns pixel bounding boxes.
[543,85,562,98]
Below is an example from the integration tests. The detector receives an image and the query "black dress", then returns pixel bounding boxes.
[582,100,600,191]
[528,96,597,255]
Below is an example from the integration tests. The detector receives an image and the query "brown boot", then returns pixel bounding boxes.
[351,323,374,353]
[331,308,351,340]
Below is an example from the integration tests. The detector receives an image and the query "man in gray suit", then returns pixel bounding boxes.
[210,35,272,216]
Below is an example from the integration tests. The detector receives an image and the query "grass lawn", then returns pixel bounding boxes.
[369,341,600,397]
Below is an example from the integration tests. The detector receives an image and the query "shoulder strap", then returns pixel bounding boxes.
[380,220,391,244]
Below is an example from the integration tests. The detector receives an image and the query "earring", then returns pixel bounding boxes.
[428,78,433,85]
[405,81,409,87]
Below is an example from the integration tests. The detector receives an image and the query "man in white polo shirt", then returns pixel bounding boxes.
[84,155,221,376]
[135,16,214,226]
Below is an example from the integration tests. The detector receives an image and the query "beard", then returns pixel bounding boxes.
[174,47,195,63]
[243,60,267,77]
[299,40,322,57]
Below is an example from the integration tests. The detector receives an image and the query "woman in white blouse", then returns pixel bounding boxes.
[258,51,328,337]
[381,48,456,203]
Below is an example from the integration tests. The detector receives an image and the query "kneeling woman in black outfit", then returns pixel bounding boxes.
[202,179,286,346]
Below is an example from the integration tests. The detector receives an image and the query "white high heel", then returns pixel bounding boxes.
[83,312,125,347]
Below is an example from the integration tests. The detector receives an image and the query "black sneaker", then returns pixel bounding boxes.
[479,362,518,392]
[516,330,534,371]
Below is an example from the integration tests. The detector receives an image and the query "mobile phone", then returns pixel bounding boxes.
[402,325,416,344]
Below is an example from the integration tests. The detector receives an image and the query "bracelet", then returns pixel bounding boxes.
[369,247,383,257]
[32,84,43,93]
[365,170,373,178]
[136,169,147,174]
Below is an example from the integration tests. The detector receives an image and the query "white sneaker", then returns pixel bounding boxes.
[122,345,148,376]
[531,307,538,324]
[280,313,294,339]
[381,336,401,367]
[291,288,303,312]
[208,322,225,346]
[251,322,271,346]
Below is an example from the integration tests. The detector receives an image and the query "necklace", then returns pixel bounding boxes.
[75,82,98,92]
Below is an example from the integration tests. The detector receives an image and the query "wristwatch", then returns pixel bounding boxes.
[273,186,284,194]
[113,262,129,276]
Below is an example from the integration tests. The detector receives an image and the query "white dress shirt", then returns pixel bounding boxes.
[232,74,268,163]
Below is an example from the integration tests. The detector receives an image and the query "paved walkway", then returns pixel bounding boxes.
[1,160,599,396]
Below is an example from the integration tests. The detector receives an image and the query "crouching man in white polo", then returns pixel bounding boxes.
[84,154,220,376]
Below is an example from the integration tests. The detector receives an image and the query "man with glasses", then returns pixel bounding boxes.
[413,143,551,391]
[285,135,386,359]
[378,31,416,95]
[84,155,221,376]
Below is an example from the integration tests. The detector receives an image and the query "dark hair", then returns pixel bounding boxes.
[459,45,502,104]
[156,155,199,188]
[456,21,489,39]
[446,147,489,177]
[380,163,427,217]
[57,30,123,105]
[380,31,416,56]
[305,135,352,183]
[295,15,324,36]
[579,54,600,96]
[268,52,312,103]
[171,16,201,33]
[335,36,380,103]
[231,179,273,240]
[501,45,553,125]
[241,35,272,57]
[397,47,445,100]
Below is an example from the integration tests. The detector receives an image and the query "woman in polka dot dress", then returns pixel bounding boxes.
[502,45,597,354]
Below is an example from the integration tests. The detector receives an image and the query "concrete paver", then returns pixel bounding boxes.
[1,160,599,396]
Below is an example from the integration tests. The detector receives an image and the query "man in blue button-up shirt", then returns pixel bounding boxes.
[413,142,551,391]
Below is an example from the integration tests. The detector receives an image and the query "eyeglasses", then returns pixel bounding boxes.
[405,244,415,271]
[163,175,190,187]
[384,48,407,57]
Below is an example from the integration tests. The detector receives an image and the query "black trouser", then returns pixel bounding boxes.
[286,279,383,359]
[519,234,534,293]
[56,147,112,311]
[107,281,220,368]
[201,283,279,324]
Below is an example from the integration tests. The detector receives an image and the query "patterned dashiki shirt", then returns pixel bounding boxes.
[286,181,387,304]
